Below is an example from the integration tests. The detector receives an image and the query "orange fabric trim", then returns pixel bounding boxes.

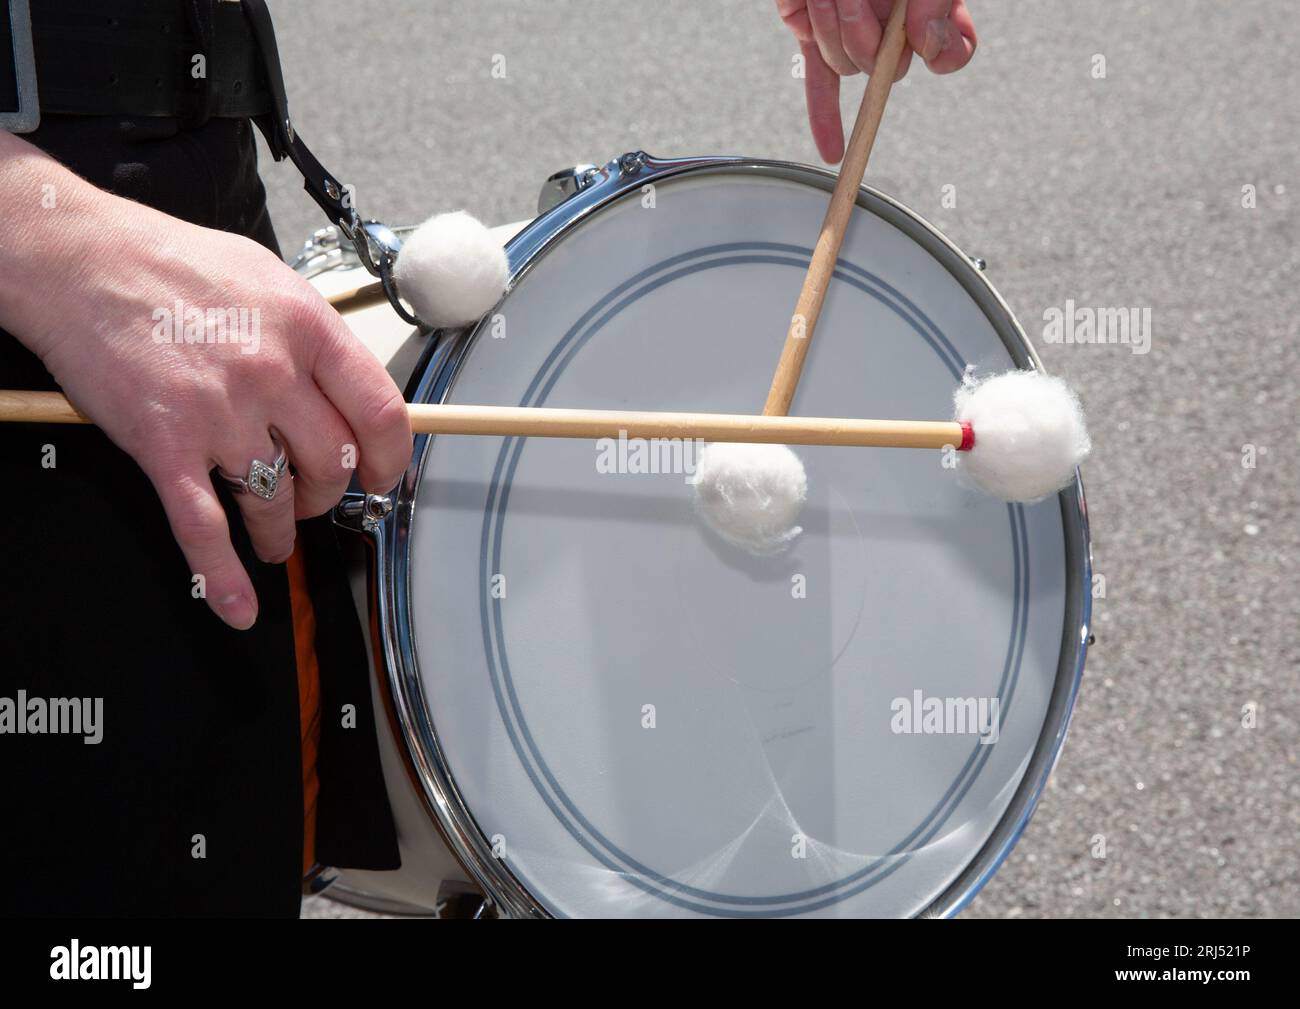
[287,543,322,877]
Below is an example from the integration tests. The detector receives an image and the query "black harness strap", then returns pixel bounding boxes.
[239,0,417,322]
[239,0,353,229]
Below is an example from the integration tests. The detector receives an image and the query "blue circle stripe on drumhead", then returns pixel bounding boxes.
[477,242,1029,916]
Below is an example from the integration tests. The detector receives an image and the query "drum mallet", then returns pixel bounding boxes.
[692,0,912,552]
[0,377,1088,505]
[765,0,911,418]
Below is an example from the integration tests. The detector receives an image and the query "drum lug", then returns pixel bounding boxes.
[290,225,340,263]
[617,150,647,176]
[535,151,652,215]
[333,491,394,535]
[310,225,341,251]
[537,164,601,215]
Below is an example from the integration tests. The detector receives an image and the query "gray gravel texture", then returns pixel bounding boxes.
[278,0,1299,920]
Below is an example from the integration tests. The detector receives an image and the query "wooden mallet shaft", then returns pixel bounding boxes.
[763,0,910,418]
[0,390,972,451]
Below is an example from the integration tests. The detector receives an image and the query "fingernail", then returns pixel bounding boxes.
[217,592,257,631]
[922,18,950,63]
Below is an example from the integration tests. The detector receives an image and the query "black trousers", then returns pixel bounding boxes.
[0,115,397,916]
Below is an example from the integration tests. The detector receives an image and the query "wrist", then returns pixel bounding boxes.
[0,132,139,361]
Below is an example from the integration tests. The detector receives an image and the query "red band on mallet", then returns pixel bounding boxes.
[958,421,975,452]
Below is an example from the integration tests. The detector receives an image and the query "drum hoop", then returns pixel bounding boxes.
[370,153,1091,919]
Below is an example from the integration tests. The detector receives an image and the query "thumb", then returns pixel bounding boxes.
[906,0,976,71]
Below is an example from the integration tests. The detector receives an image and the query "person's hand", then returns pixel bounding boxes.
[775,0,977,163]
[3,149,412,631]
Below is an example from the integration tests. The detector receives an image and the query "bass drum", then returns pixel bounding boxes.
[297,153,1091,918]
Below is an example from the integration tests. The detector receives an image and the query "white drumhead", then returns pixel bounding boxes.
[407,170,1073,917]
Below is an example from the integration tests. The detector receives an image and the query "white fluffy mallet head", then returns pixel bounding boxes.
[954,370,1091,502]
[690,442,808,555]
[392,210,509,329]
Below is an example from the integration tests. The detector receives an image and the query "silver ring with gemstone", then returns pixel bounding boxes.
[219,434,289,501]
